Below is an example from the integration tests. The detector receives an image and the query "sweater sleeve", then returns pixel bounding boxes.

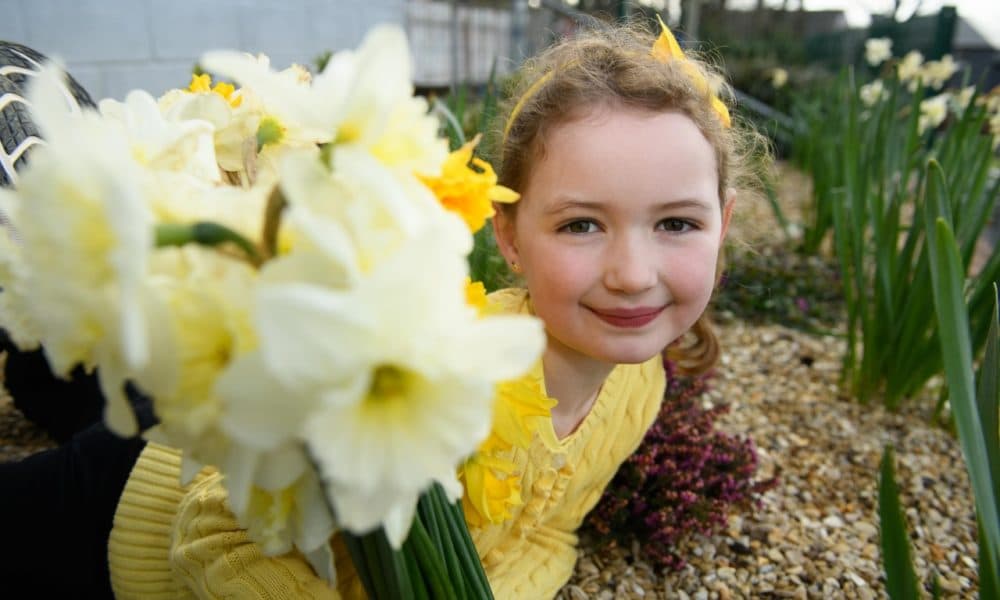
[108,443,342,600]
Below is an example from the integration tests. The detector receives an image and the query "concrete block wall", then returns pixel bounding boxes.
[0,0,406,101]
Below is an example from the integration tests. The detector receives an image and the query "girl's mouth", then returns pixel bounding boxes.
[588,306,665,328]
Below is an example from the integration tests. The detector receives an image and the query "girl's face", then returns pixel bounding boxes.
[495,108,733,368]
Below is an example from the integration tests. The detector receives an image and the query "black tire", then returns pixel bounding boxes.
[0,40,95,109]
[0,74,41,187]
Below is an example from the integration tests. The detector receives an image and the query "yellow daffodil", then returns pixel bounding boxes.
[419,135,520,232]
[465,279,488,314]
[188,73,243,108]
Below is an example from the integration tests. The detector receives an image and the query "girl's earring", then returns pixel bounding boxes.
[510,262,522,274]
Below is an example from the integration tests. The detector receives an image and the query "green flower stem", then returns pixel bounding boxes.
[430,483,493,598]
[375,532,414,600]
[360,534,392,600]
[154,222,261,266]
[401,547,431,600]
[407,515,459,600]
[341,534,377,596]
[427,489,465,589]
[417,491,445,555]
[261,185,287,261]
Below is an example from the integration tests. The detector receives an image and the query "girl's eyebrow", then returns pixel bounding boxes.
[544,197,714,215]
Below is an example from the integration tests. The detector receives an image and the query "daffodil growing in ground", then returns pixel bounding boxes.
[0,24,544,597]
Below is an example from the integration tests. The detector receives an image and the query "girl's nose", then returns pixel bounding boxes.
[603,236,657,295]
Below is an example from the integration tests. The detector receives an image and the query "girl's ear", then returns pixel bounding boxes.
[492,203,520,268]
[719,188,736,242]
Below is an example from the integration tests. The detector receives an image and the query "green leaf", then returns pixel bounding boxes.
[975,284,1000,507]
[979,519,1000,600]
[927,218,1000,583]
[433,98,466,150]
[879,446,921,600]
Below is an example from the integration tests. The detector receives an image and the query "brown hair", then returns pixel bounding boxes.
[496,20,768,376]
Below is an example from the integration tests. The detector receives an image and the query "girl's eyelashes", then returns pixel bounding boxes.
[656,217,698,233]
[559,219,600,234]
[557,217,700,234]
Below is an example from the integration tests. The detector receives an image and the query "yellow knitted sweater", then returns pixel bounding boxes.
[108,289,666,599]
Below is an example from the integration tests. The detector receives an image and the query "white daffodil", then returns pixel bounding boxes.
[275,148,463,284]
[921,54,958,89]
[897,50,924,90]
[11,64,158,434]
[147,171,272,247]
[199,51,341,149]
[203,26,447,179]
[0,200,39,350]
[99,90,220,183]
[239,222,543,547]
[860,79,887,107]
[322,26,448,176]
[865,38,893,67]
[951,85,975,113]
[138,246,256,441]
[159,83,260,176]
[918,93,949,134]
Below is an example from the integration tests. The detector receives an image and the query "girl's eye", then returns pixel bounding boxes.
[561,220,598,234]
[658,218,694,232]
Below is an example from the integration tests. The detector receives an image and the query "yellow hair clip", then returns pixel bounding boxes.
[652,16,731,128]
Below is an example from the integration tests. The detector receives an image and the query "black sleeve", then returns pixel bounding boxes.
[0,422,147,599]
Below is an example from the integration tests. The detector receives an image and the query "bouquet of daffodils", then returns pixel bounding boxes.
[0,25,544,597]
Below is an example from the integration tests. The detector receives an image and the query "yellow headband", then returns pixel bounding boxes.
[503,18,731,141]
[651,16,731,128]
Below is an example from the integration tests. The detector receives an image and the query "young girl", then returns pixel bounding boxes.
[10,19,760,600]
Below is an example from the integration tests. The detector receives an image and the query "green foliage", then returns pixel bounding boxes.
[313,50,333,74]
[880,210,1000,599]
[714,244,843,334]
[792,68,1000,407]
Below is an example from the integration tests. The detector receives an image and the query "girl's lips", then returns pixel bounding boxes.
[588,306,665,328]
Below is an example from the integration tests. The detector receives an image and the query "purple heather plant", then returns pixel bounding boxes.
[585,359,778,570]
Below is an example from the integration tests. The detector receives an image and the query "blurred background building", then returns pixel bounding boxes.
[0,0,996,101]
